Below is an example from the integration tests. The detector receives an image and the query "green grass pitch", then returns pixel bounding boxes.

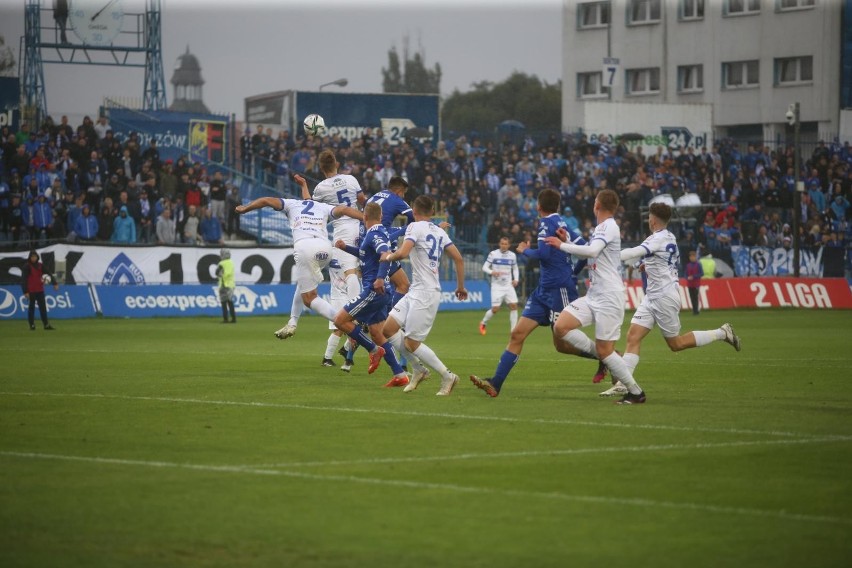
[1,309,851,567]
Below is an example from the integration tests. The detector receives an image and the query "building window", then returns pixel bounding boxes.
[775,56,813,84]
[578,1,611,28]
[778,0,815,10]
[679,0,705,20]
[626,68,661,95]
[577,72,609,98]
[722,60,760,88]
[678,65,704,93]
[724,0,761,16]
[627,0,661,24]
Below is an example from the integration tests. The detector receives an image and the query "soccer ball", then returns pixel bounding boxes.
[303,114,326,136]
[41,274,52,285]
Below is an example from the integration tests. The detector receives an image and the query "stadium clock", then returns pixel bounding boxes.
[69,0,125,46]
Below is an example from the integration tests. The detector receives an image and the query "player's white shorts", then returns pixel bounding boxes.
[293,238,332,292]
[563,296,624,342]
[332,245,359,272]
[389,289,440,342]
[490,284,518,307]
[328,266,349,330]
[631,290,682,338]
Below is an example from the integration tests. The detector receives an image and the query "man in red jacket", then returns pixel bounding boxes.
[21,250,57,331]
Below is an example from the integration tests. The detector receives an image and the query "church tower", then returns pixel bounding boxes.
[169,46,209,113]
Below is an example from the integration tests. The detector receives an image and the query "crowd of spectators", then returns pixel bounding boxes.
[2,112,851,274]
[241,122,852,263]
[0,114,242,249]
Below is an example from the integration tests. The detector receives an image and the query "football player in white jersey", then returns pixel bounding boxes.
[544,189,646,404]
[383,195,468,396]
[599,202,741,396]
[276,149,366,342]
[479,236,520,335]
[236,178,384,371]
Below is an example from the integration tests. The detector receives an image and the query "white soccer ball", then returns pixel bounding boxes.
[41,274,52,285]
[303,114,326,136]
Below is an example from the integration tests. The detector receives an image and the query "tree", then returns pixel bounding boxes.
[442,72,561,136]
[0,35,15,77]
[382,36,441,94]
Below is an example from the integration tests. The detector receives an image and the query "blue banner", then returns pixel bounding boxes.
[295,92,440,146]
[731,245,824,277]
[94,283,320,318]
[439,280,489,311]
[109,109,229,164]
[0,285,96,320]
[0,77,20,132]
[93,280,488,318]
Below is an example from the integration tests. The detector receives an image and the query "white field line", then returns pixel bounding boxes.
[1,346,849,368]
[249,435,852,468]
[2,449,850,527]
[0,391,813,438]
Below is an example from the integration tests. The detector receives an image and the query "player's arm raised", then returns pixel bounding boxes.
[235,197,282,214]
[293,174,312,200]
[332,205,364,221]
[334,239,361,258]
[444,243,468,300]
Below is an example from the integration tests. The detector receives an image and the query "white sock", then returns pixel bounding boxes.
[603,353,642,395]
[288,286,304,327]
[345,273,361,299]
[509,309,518,331]
[623,352,640,374]
[309,296,337,321]
[482,309,494,324]
[413,343,451,380]
[324,333,341,359]
[693,329,723,347]
[563,329,596,357]
[389,331,425,373]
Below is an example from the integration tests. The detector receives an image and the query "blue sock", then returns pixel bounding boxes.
[348,327,376,352]
[381,341,405,375]
[490,350,519,391]
[346,341,357,362]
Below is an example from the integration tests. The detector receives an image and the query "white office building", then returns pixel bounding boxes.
[562,0,846,145]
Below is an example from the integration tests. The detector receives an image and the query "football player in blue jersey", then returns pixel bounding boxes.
[333,201,410,387]
[470,188,599,398]
[366,176,415,306]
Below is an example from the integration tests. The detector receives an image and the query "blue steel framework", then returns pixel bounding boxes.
[20,0,167,123]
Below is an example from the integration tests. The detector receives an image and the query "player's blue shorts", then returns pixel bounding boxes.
[344,287,391,325]
[522,285,578,327]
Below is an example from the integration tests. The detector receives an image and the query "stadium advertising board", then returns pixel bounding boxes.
[109,109,229,164]
[582,100,712,156]
[0,77,20,132]
[624,278,852,310]
[0,244,299,286]
[94,283,319,317]
[294,92,439,146]
[439,280,488,311]
[0,285,96,320]
[94,280,488,317]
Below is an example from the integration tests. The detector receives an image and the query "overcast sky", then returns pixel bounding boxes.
[0,0,563,121]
